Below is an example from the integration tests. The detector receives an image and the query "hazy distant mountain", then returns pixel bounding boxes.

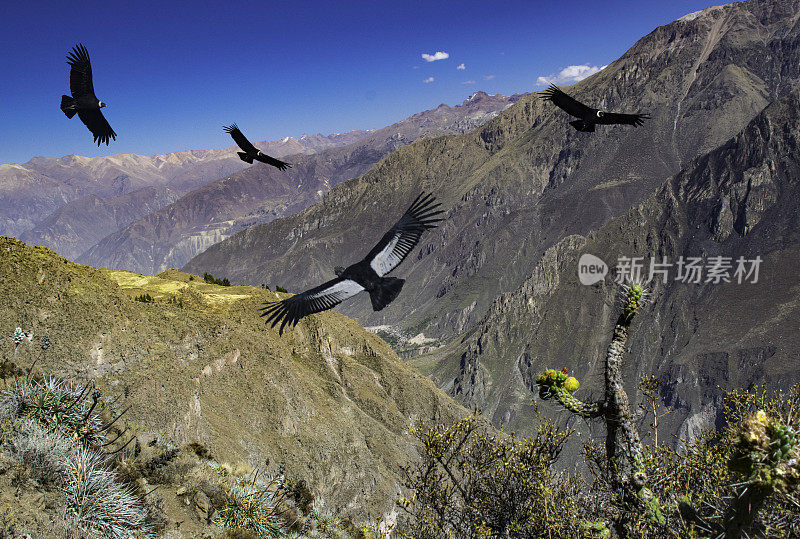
[19,187,180,260]
[188,0,799,339]
[81,91,521,275]
[0,131,374,254]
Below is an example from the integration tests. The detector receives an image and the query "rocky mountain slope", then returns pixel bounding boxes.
[186,0,800,345]
[18,187,180,260]
[422,87,800,442]
[0,235,467,519]
[1,131,373,257]
[79,92,520,275]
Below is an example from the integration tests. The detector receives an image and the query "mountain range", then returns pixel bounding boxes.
[184,0,800,439]
[0,92,520,273]
[1,131,375,260]
[77,91,520,275]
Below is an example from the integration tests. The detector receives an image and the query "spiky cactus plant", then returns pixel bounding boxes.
[1,378,106,445]
[536,281,664,530]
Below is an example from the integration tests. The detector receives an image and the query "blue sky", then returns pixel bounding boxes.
[0,0,719,164]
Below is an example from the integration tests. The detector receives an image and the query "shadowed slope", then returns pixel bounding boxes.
[424,88,800,444]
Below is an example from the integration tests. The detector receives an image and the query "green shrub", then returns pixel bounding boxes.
[399,412,583,538]
[204,272,231,286]
[0,378,104,445]
[303,503,350,538]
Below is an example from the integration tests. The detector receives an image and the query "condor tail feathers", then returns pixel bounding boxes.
[237,151,254,164]
[369,277,405,311]
[60,95,77,118]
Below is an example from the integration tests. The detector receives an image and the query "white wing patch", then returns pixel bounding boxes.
[370,235,403,276]
[311,278,364,302]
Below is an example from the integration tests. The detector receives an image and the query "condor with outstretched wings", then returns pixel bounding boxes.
[223,124,292,170]
[260,192,443,335]
[539,84,650,132]
[60,44,117,146]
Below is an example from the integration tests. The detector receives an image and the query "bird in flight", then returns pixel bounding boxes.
[260,192,444,335]
[223,124,292,170]
[539,84,650,132]
[60,44,117,146]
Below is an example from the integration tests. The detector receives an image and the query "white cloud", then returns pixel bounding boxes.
[483,74,495,80]
[461,80,476,84]
[536,64,608,86]
[421,51,449,62]
[457,63,465,70]
[423,77,435,83]
[412,65,419,69]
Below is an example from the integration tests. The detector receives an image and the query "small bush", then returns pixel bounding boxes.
[0,378,104,445]
[399,412,584,538]
[304,504,350,538]
[135,293,154,303]
[275,286,288,294]
[204,273,231,286]
[164,296,184,308]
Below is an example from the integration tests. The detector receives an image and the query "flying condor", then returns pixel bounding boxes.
[539,84,650,132]
[60,44,117,146]
[223,124,292,170]
[260,192,444,335]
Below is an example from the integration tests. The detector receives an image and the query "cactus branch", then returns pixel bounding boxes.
[539,383,603,418]
[536,282,664,529]
[602,284,664,526]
